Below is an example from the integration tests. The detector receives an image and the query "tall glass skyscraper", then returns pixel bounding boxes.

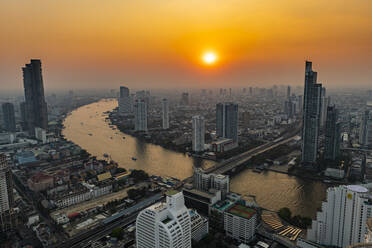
[324,105,340,160]
[301,61,322,166]
[22,59,48,136]
[216,103,238,142]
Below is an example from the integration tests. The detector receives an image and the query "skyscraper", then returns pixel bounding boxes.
[0,154,14,231]
[22,59,48,136]
[118,86,131,115]
[320,87,330,128]
[181,92,189,106]
[308,185,372,247]
[134,100,147,131]
[216,103,238,142]
[1,103,16,132]
[287,85,291,99]
[301,61,322,166]
[324,106,340,160]
[136,191,191,248]
[192,115,205,152]
[359,103,372,148]
[162,98,169,129]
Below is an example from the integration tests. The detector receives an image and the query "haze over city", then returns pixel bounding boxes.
[1,1,372,248]
[1,0,371,90]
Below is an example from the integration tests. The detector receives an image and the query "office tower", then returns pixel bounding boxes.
[301,61,322,165]
[359,105,372,148]
[181,92,189,106]
[216,103,239,142]
[162,98,169,129]
[249,87,253,96]
[192,116,205,152]
[134,100,147,131]
[307,185,372,247]
[219,88,223,96]
[287,85,291,99]
[118,86,131,115]
[22,59,48,136]
[0,154,14,231]
[136,191,191,248]
[284,100,296,118]
[229,88,232,97]
[320,87,330,128]
[1,103,16,132]
[324,106,340,160]
[20,102,27,130]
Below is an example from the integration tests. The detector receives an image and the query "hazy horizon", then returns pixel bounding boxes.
[1,0,371,90]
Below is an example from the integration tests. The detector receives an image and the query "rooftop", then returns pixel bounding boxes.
[165,190,179,196]
[227,204,256,219]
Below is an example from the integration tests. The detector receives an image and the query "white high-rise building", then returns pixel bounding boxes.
[136,191,191,248]
[118,86,131,115]
[192,115,205,152]
[307,184,372,247]
[134,100,147,132]
[0,154,14,231]
[162,98,169,129]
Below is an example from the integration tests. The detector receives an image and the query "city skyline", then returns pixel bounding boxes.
[1,0,371,90]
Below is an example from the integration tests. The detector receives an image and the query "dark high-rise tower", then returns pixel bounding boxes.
[324,106,340,160]
[22,59,48,136]
[301,61,322,166]
[1,103,16,132]
[216,103,238,142]
[287,86,291,99]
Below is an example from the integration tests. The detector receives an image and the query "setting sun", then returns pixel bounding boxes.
[202,52,217,65]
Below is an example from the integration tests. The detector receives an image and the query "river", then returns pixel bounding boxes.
[62,99,328,218]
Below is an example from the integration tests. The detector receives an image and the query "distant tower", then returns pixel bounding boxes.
[0,154,14,231]
[192,116,205,152]
[216,103,238,142]
[301,61,322,166]
[287,86,291,99]
[134,100,147,132]
[118,86,131,115]
[1,103,16,132]
[136,191,191,248]
[324,106,340,160]
[162,98,169,129]
[181,92,189,106]
[359,104,372,148]
[22,59,48,136]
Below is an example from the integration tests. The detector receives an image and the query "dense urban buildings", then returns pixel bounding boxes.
[192,115,205,152]
[134,99,148,131]
[22,59,48,136]
[136,191,191,248]
[162,98,169,129]
[301,61,322,166]
[118,86,131,115]
[307,185,372,247]
[216,102,239,142]
[1,103,16,132]
[324,105,341,160]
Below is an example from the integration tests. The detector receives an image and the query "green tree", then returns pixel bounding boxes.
[111,227,124,240]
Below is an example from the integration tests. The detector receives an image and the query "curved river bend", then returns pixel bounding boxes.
[63,100,328,217]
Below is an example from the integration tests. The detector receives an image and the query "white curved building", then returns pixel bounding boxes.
[136,191,191,248]
[307,185,372,247]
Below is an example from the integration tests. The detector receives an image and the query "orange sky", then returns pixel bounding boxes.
[0,0,371,90]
